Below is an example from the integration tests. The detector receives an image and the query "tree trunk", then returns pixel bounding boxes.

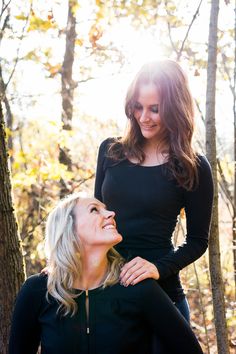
[61,0,76,131]
[233,0,236,300]
[205,1,230,353]
[0,65,14,163]
[59,0,77,197]
[0,101,25,354]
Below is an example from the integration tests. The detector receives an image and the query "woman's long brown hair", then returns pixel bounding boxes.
[108,60,199,191]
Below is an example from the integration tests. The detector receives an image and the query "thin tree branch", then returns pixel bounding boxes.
[217,158,235,214]
[4,1,32,91]
[220,52,234,95]
[164,0,179,56]
[192,262,210,354]
[177,0,204,61]
[0,0,11,19]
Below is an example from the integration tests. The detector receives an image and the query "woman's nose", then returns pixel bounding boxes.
[103,209,115,219]
[139,109,149,122]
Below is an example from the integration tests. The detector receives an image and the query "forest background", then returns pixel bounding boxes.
[0,0,235,353]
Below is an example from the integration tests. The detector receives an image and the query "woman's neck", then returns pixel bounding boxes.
[73,251,109,290]
[141,141,169,166]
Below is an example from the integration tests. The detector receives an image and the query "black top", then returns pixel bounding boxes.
[95,138,214,301]
[9,274,203,354]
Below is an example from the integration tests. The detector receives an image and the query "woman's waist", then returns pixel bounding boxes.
[115,244,174,262]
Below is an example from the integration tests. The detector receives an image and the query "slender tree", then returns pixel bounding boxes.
[0,101,25,354]
[59,0,77,197]
[233,0,236,299]
[205,1,230,353]
[61,0,76,131]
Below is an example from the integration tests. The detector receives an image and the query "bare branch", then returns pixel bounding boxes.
[177,0,204,61]
[164,0,179,56]
[220,52,234,95]
[4,2,32,90]
[0,0,11,19]
[0,10,10,44]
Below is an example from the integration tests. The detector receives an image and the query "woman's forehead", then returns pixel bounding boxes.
[77,197,105,209]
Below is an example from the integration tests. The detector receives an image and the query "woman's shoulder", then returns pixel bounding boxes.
[99,137,121,151]
[196,154,211,169]
[15,274,48,308]
[98,137,124,166]
[21,273,48,294]
[108,279,161,299]
[196,154,213,181]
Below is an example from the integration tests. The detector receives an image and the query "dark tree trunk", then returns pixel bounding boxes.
[233,0,236,300]
[61,0,76,131]
[205,0,230,353]
[59,0,77,197]
[0,101,25,354]
[0,65,14,163]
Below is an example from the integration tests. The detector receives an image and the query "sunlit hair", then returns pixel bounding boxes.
[108,60,198,190]
[45,193,124,316]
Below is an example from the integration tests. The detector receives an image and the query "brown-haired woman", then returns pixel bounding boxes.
[95,60,213,331]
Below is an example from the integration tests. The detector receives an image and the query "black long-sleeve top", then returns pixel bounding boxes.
[9,274,203,354]
[95,138,214,301]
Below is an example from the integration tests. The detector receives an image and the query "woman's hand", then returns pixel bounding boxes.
[41,266,49,274]
[119,257,160,286]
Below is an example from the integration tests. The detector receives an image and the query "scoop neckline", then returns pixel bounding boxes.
[126,159,168,168]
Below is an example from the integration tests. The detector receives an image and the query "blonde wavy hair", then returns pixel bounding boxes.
[45,193,124,316]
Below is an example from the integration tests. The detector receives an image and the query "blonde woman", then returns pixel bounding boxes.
[9,194,203,354]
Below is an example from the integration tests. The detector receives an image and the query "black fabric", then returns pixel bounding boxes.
[9,274,203,354]
[94,138,214,301]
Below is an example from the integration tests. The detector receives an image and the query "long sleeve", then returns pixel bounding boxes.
[8,274,45,354]
[140,280,203,354]
[155,156,214,279]
[94,139,109,201]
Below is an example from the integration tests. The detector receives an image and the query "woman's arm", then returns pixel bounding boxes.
[9,274,45,354]
[154,155,214,279]
[140,280,203,354]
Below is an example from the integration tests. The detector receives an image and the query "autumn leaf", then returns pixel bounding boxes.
[43,62,61,77]
[27,15,58,32]
[75,38,84,46]
[15,14,28,21]
[89,23,103,47]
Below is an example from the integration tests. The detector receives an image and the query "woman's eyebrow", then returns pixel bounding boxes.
[88,202,107,209]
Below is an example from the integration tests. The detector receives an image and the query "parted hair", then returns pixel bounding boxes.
[108,60,199,190]
[45,193,124,316]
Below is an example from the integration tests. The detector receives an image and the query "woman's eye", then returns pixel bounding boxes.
[134,103,142,111]
[90,207,98,213]
[151,105,159,113]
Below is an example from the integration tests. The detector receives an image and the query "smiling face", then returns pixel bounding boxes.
[133,82,161,143]
[73,198,122,248]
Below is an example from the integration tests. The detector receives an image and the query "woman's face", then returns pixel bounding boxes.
[133,82,161,143]
[73,198,122,248]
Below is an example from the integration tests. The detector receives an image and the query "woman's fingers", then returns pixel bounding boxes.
[41,266,49,274]
[120,257,159,286]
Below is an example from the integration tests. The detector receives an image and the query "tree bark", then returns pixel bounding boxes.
[205,1,230,353]
[59,0,77,197]
[61,0,76,131]
[0,64,14,162]
[233,0,236,300]
[0,101,25,354]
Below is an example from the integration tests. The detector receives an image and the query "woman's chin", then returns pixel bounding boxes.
[112,233,123,246]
